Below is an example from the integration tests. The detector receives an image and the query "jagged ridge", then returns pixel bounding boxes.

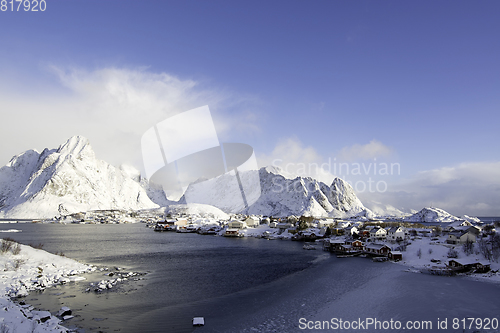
[182,166,373,218]
[0,136,159,218]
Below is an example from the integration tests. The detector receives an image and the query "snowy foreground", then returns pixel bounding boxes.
[0,241,94,332]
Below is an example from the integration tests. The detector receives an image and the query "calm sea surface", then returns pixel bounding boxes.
[1,222,500,333]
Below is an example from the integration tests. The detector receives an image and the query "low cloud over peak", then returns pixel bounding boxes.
[339,140,394,161]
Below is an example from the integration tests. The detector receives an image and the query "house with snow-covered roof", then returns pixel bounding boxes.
[346,239,364,250]
[244,216,259,228]
[386,226,408,242]
[444,220,473,233]
[326,238,346,252]
[228,220,247,229]
[364,243,391,256]
[447,229,476,244]
[388,251,403,261]
[344,226,359,236]
[448,259,490,273]
[369,227,387,240]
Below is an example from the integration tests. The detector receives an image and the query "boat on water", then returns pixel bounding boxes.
[177,225,198,233]
[153,221,176,231]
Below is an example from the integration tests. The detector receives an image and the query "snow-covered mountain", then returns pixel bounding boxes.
[404,207,461,223]
[166,204,230,220]
[0,136,159,218]
[0,136,373,219]
[183,166,373,218]
[363,200,416,218]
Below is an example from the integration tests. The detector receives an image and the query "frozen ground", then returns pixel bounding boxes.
[0,240,94,332]
[397,236,500,284]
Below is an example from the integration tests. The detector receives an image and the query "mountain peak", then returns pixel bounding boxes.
[262,165,295,179]
[57,135,94,160]
[331,177,351,187]
[405,207,460,223]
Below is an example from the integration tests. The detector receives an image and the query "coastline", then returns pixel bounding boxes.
[0,240,94,332]
[392,237,500,284]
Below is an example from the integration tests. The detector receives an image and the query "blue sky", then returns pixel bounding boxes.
[1,0,499,215]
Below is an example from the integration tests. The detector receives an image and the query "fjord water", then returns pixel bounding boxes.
[2,223,500,333]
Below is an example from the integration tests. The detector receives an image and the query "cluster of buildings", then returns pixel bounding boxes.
[57,210,147,224]
[57,209,494,274]
[324,225,408,261]
[443,220,481,244]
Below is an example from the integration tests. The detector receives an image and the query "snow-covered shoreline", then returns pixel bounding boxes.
[0,240,95,332]
[228,223,500,285]
[393,237,500,284]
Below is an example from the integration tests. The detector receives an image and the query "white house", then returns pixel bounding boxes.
[386,226,408,242]
[228,220,247,229]
[244,216,259,228]
[369,227,387,240]
[447,230,476,244]
[344,226,359,236]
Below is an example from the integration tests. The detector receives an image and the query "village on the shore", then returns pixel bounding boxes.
[142,210,499,278]
[17,205,500,280]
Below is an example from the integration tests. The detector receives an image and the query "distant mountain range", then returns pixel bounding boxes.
[402,207,481,224]
[182,165,374,218]
[0,136,476,222]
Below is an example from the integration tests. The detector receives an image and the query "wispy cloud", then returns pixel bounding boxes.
[0,66,261,170]
[258,137,398,185]
[338,139,394,161]
[260,138,499,216]
[359,161,500,216]
[257,137,334,184]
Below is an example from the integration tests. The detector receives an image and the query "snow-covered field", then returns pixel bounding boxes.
[0,239,94,332]
[397,236,500,283]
